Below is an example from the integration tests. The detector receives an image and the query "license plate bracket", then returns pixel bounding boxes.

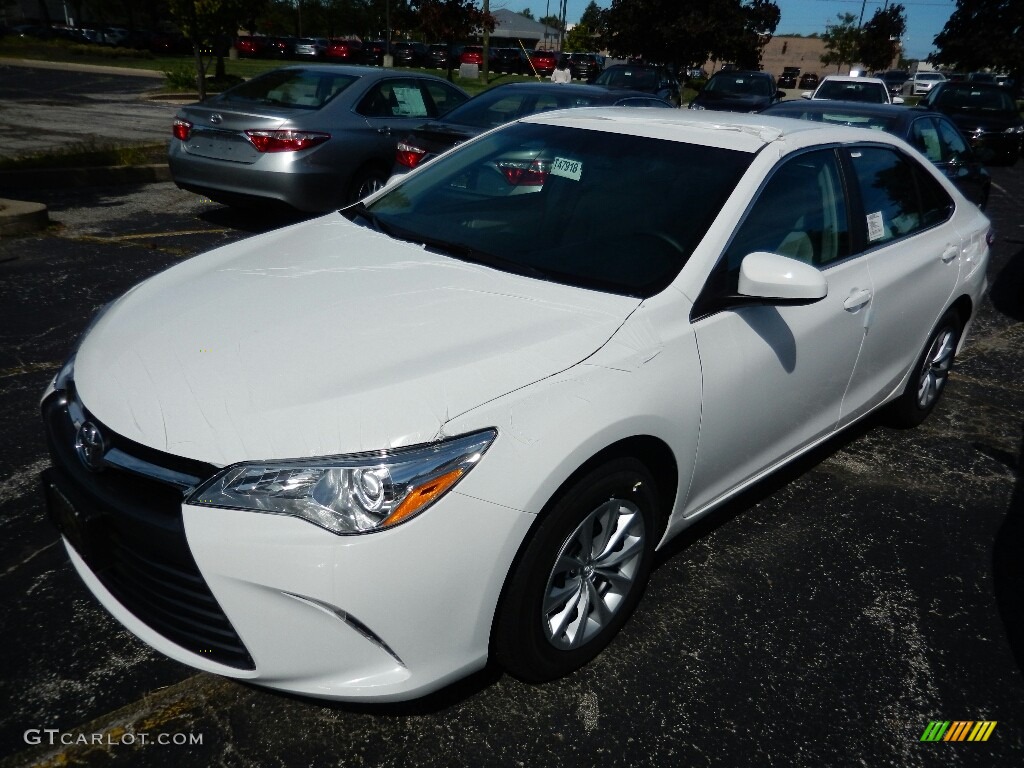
[45,479,112,572]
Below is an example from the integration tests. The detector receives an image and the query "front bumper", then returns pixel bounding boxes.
[965,130,1022,161]
[43,390,534,701]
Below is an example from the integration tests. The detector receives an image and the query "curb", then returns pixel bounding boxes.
[0,163,172,191]
[0,57,164,78]
[0,198,49,236]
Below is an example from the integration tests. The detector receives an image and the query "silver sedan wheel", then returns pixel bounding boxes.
[542,497,646,649]
[357,176,385,200]
[916,326,956,409]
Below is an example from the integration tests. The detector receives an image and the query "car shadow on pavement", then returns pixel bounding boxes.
[652,417,877,569]
[989,426,1024,675]
[989,240,1024,322]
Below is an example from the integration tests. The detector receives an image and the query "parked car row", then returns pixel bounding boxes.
[232,37,598,78]
[168,67,677,214]
[5,22,192,52]
[776,68,820,90]
[168,60,1019,217]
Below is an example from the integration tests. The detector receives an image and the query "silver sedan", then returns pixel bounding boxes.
[168,65,470,212]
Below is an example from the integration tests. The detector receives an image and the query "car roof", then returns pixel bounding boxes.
[936,80,1004,91]
[520,107,902,154]
[819,75,886,85]
[763,101,952,129]
[271,65,445,80]
[766,100,911,117]
[711,70,771,78]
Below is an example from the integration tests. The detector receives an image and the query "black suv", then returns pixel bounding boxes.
[391,41,429,67]
[593,64,680,106]
[778,67,800,89]
[565,53,602,82]
[492,48,526,74]
[688,70,784,113]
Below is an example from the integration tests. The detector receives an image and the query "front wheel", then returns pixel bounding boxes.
[886,308,963,428]
[493,458,659,682]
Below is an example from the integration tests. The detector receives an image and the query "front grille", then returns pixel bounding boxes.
[42,392,255,670]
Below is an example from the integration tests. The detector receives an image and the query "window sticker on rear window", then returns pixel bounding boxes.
[866,211,885,241]
[392,86,427,116]
[550,156,582,181]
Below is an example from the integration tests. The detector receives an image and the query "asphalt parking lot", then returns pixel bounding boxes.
[1,98,1024,767]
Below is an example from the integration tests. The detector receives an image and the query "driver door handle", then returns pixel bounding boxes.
[941,245,959,263]
[843,289,872,312]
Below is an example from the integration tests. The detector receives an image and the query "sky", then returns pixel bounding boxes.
[493,0,959,61]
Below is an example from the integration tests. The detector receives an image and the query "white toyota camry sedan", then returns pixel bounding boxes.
[42,109,990,701]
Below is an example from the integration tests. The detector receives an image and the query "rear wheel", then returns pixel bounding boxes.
[887,308,962,428]
[348,167,387,203]
[493,458,659,682]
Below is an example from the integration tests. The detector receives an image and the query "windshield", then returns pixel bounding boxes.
[443,89,608,129]
[815,80,887,103]
[348,122,752,297]
[594,68,659,90]
[221,69,358,109]
[935,86,1016,112]
[705,74,771,96]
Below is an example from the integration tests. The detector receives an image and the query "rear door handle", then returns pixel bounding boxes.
[941,245,959,263]
[377,127,391,135]
[843,288,872,312]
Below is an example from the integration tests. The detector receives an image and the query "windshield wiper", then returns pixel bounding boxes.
[412,233,553,281]
[341,205,554,282]
[341,202,396,237]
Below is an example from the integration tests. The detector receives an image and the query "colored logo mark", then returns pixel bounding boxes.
[920,721,997,742]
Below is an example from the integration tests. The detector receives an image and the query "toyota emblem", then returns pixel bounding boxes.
[210,113,223,125]
[75,422,106,471]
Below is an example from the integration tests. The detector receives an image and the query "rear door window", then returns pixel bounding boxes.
[847,146,953,247]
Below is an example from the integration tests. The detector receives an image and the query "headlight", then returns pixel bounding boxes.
[1005,125,1024,134]
[187,429,497,534]
[688,103,705,110]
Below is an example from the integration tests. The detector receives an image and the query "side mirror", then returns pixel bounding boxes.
[776,90,786,100]
[800,91,813,100]
[892,96,905,104]
[738,251,828,302]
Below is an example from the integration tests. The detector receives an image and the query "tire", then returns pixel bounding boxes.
[347,167,387,204]
[493,458,659,682]
[886,308,963,428]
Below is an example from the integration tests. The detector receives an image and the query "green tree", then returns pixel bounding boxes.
[519,8,534,20]
[539,14,562,30]
[819,12,861,72]
[169,0,262,99]
[933,0,1024,82]
[564,23,594,52]
[859,4,906,72]
[580,0,603,29]
[413,0,493,79]
[602,0,779,72]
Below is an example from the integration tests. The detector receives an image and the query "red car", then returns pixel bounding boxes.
[527,49,558,76]
[459,46,486,66]
[235,36,266,58]
[326,39,362,61]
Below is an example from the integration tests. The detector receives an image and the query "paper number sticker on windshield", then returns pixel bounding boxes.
[866,211,885,241]
[551,157,583,181]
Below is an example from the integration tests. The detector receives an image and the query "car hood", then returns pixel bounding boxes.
[73,215,639,466]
